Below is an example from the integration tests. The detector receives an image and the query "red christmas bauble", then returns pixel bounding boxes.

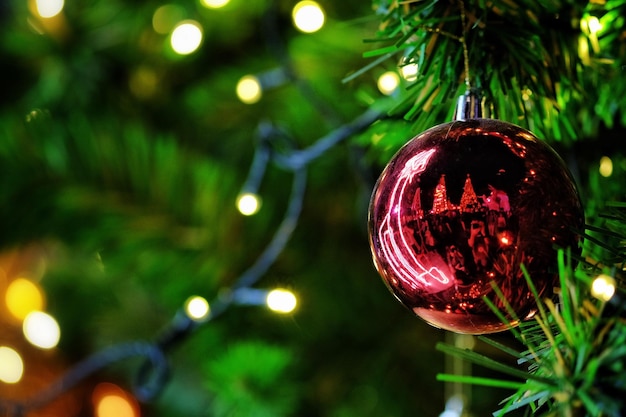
[368,118,584,334]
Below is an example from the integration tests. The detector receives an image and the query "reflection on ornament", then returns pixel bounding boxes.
[368,119,584,334]
[376,148,453,292]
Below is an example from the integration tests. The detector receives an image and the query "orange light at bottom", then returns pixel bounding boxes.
[92,383,140,417]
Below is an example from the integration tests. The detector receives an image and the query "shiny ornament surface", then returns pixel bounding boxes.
[368,119,584,334]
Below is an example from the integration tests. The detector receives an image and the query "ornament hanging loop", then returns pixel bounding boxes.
[454,90,488,121]
[458,0,471,91]
[453,1,489,121]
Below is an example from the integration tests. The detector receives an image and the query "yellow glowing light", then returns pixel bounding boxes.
[292,1,325,34]
[377,71,400,95]
[152,5,185,35]
[170,21,203,55]
[129,67,158,99]
[0,347,24,384]
[93,383,139,417]
[23,311,61,349]
[201,0,230,8]
[184,296,210,321]
[399,61,418,82]
[35,0,64,18]
[586,16,602,34]
[237,193,261,216]
[591,274,616,302]
[236,75,262,104]
[5,278,45,321]
[266,289,297,313]
[599,156,613,177]
[578,36,590,65]
[98,396,136,417]
[580,15,602,54]
[521,88,533,101]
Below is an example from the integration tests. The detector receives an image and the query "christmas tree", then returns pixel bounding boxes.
[0,0,625,416]
[431,175,455,214]
[460,174,479,213]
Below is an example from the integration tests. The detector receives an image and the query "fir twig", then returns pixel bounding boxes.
[437,242,626,416]
[366,0,626,142]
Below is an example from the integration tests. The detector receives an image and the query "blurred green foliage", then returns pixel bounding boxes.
[0,0,624,416]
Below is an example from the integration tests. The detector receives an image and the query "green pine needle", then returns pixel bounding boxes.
[437,243,626,416]
[436,374,523,390]
[366,0,626,142]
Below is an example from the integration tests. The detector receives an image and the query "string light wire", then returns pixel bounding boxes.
[0,1,383,414]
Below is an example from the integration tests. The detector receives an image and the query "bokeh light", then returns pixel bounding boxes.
[129,67,159,99]
[152,4,185,35]
[266,289,297,313]
[599,156,613,177]
[93,383,140,417]
[583,15,603,35]
[184,296,210,321]
[23,310,61,349]
[578,36,590,63]
[292,1,325,33]
[0,347,24,384]
[580,14,602,54]
[170,21,203,55]
[201,0,230,8]
[399,59,418,82]
[5,278,45,321]
[237,193,261,216]
[591,274,616,302]
[35,0,64,18]
[377,71,400,95]
[236,75,262,104]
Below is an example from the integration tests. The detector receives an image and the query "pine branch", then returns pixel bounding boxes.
[366,0,626,142]
[437,214,626,417]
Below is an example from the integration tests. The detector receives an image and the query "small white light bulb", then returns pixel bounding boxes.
[184,296,210,321]
[237,193,261,216]
[292,1,325,33]
[591,274,616,302]
[266,289,297,313]
[599,156,613,178]
[170,21,203,55]
[201,0,230,8]
[35,0,64,18]
[377,71,400,95]
[587,16,602,34]
[23,311,61,349]
[236,75,262,104]
[400,63,418,82]
[0,346,24,384]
